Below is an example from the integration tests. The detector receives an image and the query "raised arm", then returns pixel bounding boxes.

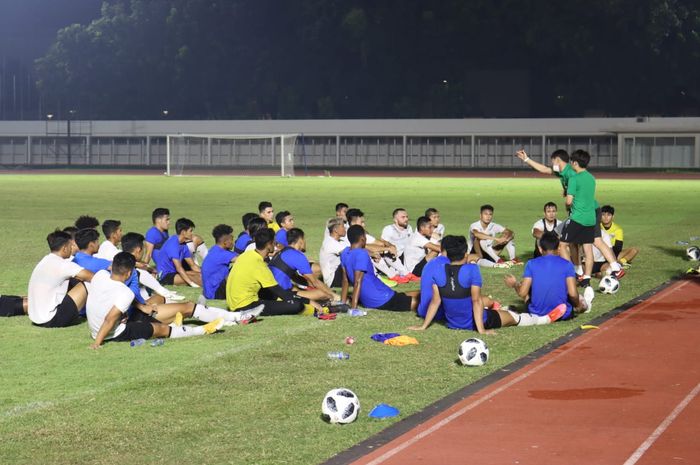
[516,149,553,175]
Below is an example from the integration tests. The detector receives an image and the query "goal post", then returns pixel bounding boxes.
[165,133,299,177]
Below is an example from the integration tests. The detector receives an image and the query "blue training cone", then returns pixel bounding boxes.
[368,403,400,419]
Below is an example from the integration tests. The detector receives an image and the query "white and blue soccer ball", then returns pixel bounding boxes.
[687,246,700,261]
[599,275,620,294]
[322,388,360,424]
[458,338,489,366]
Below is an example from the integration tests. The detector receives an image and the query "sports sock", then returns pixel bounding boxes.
[193,304,231,322]
[477,258,495,268]
[619,258,628,265]
[575,264,583,275]
[168,324,206,338]
[610,261,622,272]
[505,242,516,260]
[511,310,550,326]
[137,269,170,296]
[374,259,398,278]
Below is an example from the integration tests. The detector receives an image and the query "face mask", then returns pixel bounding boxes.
[553,164,561,173]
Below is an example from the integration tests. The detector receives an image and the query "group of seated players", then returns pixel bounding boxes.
[0,156,640,346]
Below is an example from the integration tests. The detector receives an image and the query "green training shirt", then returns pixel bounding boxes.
[554,163,599,209]
[568,170,597,226]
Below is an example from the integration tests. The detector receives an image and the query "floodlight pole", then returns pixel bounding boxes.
[280,134,285,177]
[166,135,171,176]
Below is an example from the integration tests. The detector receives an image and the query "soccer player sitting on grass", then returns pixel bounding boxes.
[87,253,224,349]
[531,202,563,258]
[270,228,342,306]
[74,215,99,230]
[504,232,594,319]
[201,224,238,300]
[323,203,349,239]
[425,207,445,242]
[600,205,638,269]
[153,218,202,288]
[74,228,112,273]
[347,208,405,285]
[341,225,419,311]
[274,210,295,248]
[404,216,441,277]
[259,201,280,232]
[144,207,208,266]
[234,213,260,254]
[319,217,349,288]
[28,230,94,328]
[226,228,309,316]
[381,208,421,282]
[95,219,122,260]
[469,204,520,267]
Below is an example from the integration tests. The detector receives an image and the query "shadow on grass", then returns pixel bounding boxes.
[650,245,688,258]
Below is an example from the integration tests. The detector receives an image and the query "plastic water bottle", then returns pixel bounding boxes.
[347,309,367,317]
[130,338,146,347]
[150,338,165,347]
[327,351,350,360]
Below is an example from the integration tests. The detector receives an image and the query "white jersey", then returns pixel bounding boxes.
[381,224,413,256]
[86,270,134,340]
[431,223,445,243]
[365,232,377,244]
[404,233,431,272]
[468,221,505,250]
[593,230,613,263]
[531,218,564,236]
[95,240,120,261]
[28,253,84,324]
[319,236,348,286]
[323,220,349,239]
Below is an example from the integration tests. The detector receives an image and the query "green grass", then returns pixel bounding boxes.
[0,174,697,465]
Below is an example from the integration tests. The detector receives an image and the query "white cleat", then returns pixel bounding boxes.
[235,304,265,322]
[583,286,595,313]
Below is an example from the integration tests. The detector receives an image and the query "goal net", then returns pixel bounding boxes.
[165,134,298,176]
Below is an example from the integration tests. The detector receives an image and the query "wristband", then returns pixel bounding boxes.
[523,157,530,162]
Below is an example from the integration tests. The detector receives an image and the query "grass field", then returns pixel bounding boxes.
[0,174,697,465]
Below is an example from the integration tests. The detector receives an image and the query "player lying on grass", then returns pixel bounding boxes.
[504,232,594,322]
[153,218,202,288]
[269,228,344,309]
[469,204,520,267]
[319,217,349,288]
[531,202,563,258]
[201,224,238,300]
[409,235,568,334]
[403,216,441,277]
[226,228,311,316]
[516,148,625,280]
[340,225,419,311]
[600,205,638,269]
[87,253,224,349]
[95,219,122,260]
[28,230,94,328]
[347,208,404,286]
[425,208,445,242]
[144,207,208,266]
[381,208,420,282]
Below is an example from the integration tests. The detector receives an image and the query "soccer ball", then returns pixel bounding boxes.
[321,388,360,424]
[687,246,700,261]
[458,338,489,366]
[599,275,620,294]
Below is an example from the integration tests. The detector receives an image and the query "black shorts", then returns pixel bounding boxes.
[483,309,503,330]
[35,290,83,328]
[593,208,602,238]
[110,321,155,342]
[592,261,604,275]
[330,266,343,288]
[0,295,24,317]
[560,219,595,245]
[159,273,177,285]
[377,292,412,311]
[412,258,427,277]
[214,280,227,300]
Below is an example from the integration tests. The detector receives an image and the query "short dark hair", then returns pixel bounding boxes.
[286,228,304,245]
[241,212,259,230]
[112,251,136,275]
[151,208,170,223]
[346,208,364,224]
[335,202,348,212]
[539,232,560,252]
[444,235,468,261]
[347,224,366,245]
[551,149,569,162]
[75,215,99,230]
[480,204,494,213]
[212,224,234,242]
[247,217,267,235]
[75,228,100,250]
[47,229,73,252]
[175,218,195,234]
[121,232,145,254]
[441,234,460,252]
[258,201,272,213]
[102,220,121,239]
[392,208,406,218]
[570,149,591,168]
[544,202,558,211]
[62,226,78,238]
[253,228,275,249]
[425,208,438,217]
[275,210,291,226]
[601,205,615,215]
[416,216,431,230]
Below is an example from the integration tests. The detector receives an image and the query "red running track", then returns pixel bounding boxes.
[343,277,700,465]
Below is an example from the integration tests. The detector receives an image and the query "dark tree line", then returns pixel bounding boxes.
[32,0,700,120]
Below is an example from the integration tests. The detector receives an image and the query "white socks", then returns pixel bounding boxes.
[510,310,551,326]
[192,304,233,323]
[610,261,622,273]
[575,265,584,275]
[137,269,170,297]
[477,258,496,268]
[168,324,206,338]
[505,242,516,260]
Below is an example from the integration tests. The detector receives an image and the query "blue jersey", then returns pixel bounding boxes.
[234,232,253,254]
[73,252,111,273]
[275,229,289,247]
[434,263,483,330]
[125,270,147,305]
[417,255,449,320]
[523,254,576,319]
[145,226,169,264]
[340,247,395,308]
[201,245,237,299]
[155,235,191,277]
[269,248,313,290]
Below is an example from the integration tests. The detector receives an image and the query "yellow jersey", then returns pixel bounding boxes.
[602,222,624,246]
[226,249,277,310]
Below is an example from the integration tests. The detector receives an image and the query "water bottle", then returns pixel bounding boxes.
[327,351,350,360]
[150,338,165,347]
[130,338,146,347]
[347,309,367,317]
